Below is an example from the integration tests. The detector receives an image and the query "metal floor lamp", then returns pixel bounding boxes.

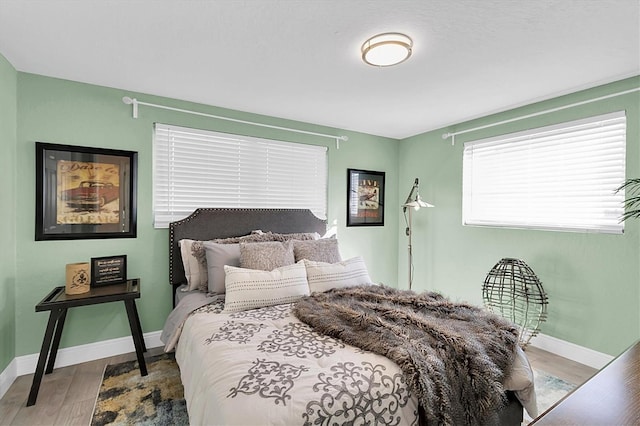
[402,178,433,290]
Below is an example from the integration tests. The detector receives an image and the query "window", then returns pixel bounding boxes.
[462,111,626,233]
[153,124,328,228]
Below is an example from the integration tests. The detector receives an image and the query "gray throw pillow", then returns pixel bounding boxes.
[293,238,341,263]
[203,242,241,294]
[212,232,278,244]
[270,232,320,242]
[240,241,295,271]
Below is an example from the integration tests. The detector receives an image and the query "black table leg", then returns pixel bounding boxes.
[131,301,146,352]
[45,308,67,374]
[27,308,63,406]
[124,300,147,376]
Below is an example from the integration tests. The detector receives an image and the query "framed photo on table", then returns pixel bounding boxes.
[35,142,138,240]
[347,168,385,226]
[91,255,127,286]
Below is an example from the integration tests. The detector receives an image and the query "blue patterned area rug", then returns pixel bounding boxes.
[524,369,576,424]
[91,353,188,426]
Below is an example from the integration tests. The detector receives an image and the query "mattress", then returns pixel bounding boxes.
[174,284,200,306]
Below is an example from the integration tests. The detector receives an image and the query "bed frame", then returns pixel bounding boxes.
[167,207,523,425]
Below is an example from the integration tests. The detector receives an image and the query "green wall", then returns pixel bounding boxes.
[14,73,399,356]
[4,62,638,363]
[399,77,640,356]
[0,54,17,372]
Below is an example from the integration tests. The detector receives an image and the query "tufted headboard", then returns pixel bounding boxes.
[169,208,327,294]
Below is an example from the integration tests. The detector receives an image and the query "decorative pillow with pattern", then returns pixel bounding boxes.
[303,256,373,293]
[223,261,310,313]
[203,242,241,294]
[293,238,341,263]
[179,239,209,291]
[239,241,295,271]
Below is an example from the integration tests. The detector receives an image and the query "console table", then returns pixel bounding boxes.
[27,279,147,406]
[531,340,640,425]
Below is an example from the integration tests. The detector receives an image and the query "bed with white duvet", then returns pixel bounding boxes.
[162,208,537,426]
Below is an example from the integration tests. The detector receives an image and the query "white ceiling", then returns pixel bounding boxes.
[0,0,638,139]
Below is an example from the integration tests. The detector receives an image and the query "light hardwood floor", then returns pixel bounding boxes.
[0,346,596,426]
[0,347,165,426]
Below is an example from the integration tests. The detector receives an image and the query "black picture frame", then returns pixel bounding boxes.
[347,168,385,226]
[35,142,137,240]
[91,255,128,286]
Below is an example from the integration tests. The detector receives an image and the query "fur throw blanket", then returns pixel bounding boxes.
[292,285,519,426]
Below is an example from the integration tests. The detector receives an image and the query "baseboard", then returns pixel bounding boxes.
[529,333,614,369]
[0,358,17,401]
[0,330,163,400]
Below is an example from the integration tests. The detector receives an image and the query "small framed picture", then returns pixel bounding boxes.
[91,255,127,286]
[347,168,385,226]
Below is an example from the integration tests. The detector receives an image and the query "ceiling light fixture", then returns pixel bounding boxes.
[361,32,413,67]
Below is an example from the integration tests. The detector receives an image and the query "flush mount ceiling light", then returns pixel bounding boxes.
[361,32,413,67]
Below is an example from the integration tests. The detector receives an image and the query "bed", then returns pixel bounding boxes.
[162,208,537,425]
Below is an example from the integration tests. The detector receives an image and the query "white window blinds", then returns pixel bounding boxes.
[153,123,328,228]
[462,111,626,233]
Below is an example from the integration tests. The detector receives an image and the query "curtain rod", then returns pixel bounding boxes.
[122,96,349,149]
[441,87,640,146]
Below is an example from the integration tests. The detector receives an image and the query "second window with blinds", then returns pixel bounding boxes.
[153,124,328,228]
[462,111,627,234]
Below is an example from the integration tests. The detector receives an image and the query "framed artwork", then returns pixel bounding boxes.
[91,254,127,286]
[347,168,385,226]
[35,142,138,240]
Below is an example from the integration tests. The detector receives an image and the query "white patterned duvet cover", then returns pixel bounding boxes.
[175,301,535,426]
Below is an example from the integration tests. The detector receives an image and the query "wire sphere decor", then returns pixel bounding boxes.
[482,258,548,348]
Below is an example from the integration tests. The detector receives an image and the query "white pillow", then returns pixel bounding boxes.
[303,256,373,293]
[223,261,310,313]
